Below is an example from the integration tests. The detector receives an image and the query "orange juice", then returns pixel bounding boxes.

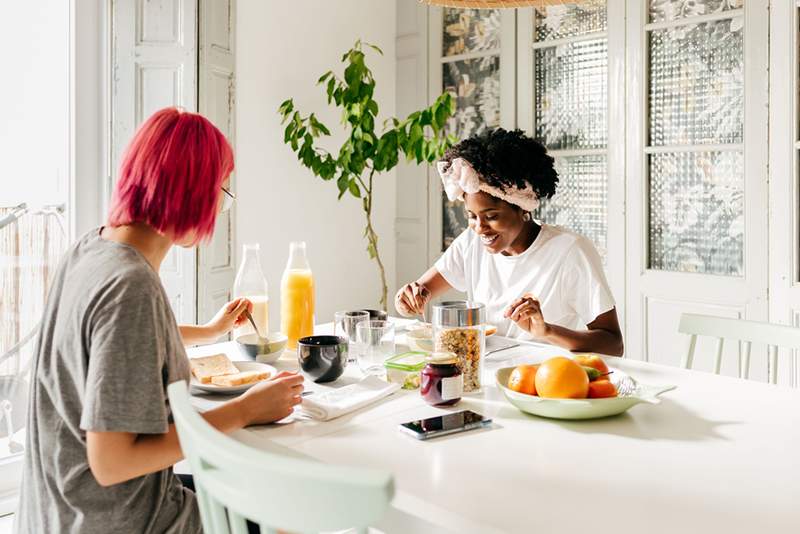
[281,269,315,349]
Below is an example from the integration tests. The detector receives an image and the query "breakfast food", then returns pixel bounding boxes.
[485,325,497,336]
[210,370,271,387]
[588,379,618,398]
[573,353,609,375]
[534,357,589,399]
[190,354,240,384]
[507,364,539,395]
[435,327,481,392]
[505,356,619,400]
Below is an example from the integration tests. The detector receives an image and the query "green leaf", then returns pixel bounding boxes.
[435,104,450,129]
[367,100,378,116]
[365,42,383,55]
[326,77,337,104]
[409,123,423,145]
[317,71,332,85]
[348,179,361,198]
[278,99,293,117]
[337,174,349,199]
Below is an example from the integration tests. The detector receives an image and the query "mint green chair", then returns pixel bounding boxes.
[167,381,395,534]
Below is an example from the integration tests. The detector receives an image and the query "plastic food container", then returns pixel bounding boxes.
[384,351,427,389]
[432,301,486,393]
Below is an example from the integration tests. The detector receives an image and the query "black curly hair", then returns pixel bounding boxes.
[441,128,559,205]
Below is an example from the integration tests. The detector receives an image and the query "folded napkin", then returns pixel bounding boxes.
[300,376,400,421]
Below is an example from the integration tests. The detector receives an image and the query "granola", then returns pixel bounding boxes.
[434,327,482,392]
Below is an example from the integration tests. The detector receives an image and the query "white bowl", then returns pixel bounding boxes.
[405,327,434,352]
[235,332,288,364]
[495,366,675,420]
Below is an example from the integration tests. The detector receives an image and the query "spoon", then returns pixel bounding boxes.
[244,309,267,342]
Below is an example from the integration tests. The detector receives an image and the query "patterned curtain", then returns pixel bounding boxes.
[0,208,67,376]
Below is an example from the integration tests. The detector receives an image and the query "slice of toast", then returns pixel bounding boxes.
[190,354,239,384]
[210,370,270,387]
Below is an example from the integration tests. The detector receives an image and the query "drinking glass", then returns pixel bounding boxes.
[334,310,370,363]
[354,320,395,376]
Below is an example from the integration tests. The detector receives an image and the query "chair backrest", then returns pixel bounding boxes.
[167,381,395,534]
[678,313,800,384]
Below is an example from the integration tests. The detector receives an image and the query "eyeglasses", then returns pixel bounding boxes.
[221,186,236,212]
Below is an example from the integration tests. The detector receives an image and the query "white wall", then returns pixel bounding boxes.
[0,1,70,209]
[236,0,397,326]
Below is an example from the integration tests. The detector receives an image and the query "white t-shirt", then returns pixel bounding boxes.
[434,224,615,341]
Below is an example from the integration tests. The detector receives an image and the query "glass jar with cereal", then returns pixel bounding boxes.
[431,301,486,393]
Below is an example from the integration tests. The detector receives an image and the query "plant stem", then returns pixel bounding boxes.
[363,169,388,309]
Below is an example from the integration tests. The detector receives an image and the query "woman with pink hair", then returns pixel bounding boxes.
[16,108,302,533]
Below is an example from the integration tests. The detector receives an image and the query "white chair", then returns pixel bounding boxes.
[678,313,800,384]
[167,381,394,534]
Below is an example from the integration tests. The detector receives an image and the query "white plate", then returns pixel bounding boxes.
[495,366,676,420]
[190,361,277,395]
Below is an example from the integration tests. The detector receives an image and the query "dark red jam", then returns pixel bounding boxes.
[421,359,463,406]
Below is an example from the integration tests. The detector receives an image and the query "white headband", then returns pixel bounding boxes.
[436,157,540,212]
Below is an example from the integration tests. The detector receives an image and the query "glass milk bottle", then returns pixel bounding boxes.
[281,241,315,349]
[233,243,269,340]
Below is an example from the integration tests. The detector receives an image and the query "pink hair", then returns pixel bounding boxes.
[108,107,234,244]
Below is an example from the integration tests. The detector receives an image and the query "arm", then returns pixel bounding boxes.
[505,296,624,356]
[86,371,303,487]
[394,267,453,317]
[179,298,252,345]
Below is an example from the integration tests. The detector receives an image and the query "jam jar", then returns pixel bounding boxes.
[421,352,463,406]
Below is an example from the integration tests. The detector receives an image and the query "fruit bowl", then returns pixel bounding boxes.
[495,366,675,420]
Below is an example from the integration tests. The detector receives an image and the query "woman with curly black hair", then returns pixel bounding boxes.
[395,128,623,356]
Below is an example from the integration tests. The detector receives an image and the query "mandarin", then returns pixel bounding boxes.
[507,364,539,395]
[573,354,609,375]
[588,379,618,398]
[534,357,589,399]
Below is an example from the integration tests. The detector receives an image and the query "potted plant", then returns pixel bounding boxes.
[279,40,456,309]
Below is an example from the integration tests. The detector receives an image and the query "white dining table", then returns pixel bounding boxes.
[186,327,800,534]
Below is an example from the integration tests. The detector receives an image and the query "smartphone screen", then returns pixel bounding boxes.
[399,410,492,440]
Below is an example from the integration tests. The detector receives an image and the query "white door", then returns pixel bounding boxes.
[112,0,198,323]
[196,0,237,330]
[625,1,769,377]
[768,0,800,388]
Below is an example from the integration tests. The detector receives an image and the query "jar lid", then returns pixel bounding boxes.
[427,351,459,365]
[432,300,486,327]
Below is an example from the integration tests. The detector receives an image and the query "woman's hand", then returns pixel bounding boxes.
[206,298,253,338]
[394,282,431,317]
[504,293,549,338]
[235,371,304,426]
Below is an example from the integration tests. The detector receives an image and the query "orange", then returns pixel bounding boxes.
[573,354,609,375]
[588,379,618,398]
[535,357,589,399]
[507,364,539,395]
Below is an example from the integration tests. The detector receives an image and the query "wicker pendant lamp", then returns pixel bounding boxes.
[421,0,600,8]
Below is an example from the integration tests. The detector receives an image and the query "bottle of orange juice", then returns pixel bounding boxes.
[233,243,269,341]
[281,241,315,349]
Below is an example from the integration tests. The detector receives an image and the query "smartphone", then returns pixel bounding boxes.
[399,410,492,440]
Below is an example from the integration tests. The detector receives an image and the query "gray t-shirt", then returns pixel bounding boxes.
[16,229,201,534]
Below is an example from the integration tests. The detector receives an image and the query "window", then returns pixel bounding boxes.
[530,3,609,259]
[645,0,744,275]
[440,7,503,249]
